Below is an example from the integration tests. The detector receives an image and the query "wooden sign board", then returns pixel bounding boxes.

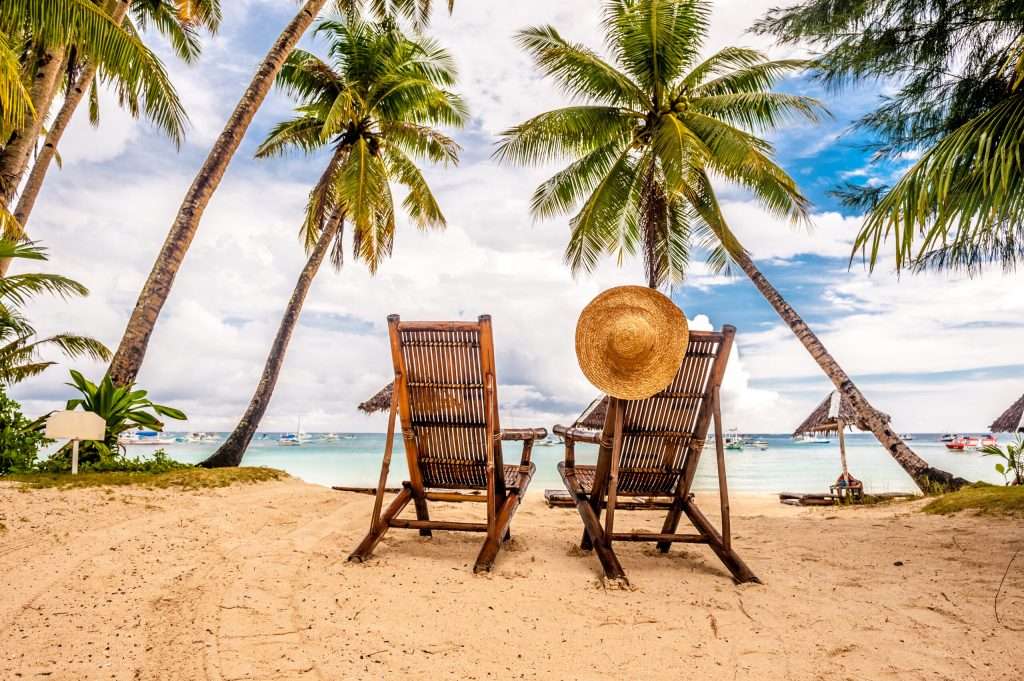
[45,411,106,441]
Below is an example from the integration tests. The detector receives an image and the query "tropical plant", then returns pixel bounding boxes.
[0,240,109,385]
[202,16,465,467]
[982,436,1024,486]
[0,388,48,473]
[754,0,1024,274]
[0,0,186,213]
[106,0,334,387]
[9,0,223,241]
[62,370,186,465]
[499,0,964,492]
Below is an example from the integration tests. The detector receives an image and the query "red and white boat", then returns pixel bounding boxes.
[946,435,981,451]
[980,434,998,447]
[945,437,966,451]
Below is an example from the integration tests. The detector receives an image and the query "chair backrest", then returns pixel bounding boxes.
[387,315,503,490]
[604,326,734,496]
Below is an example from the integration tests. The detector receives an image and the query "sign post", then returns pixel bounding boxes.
[45,411,106,475]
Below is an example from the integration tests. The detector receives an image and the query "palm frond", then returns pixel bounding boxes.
[603,0,710,99]
[494,106,637,166]
[515,25,646,107]
[853,92,1024,272]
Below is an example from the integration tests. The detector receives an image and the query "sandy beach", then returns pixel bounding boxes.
[2,477,1021,680]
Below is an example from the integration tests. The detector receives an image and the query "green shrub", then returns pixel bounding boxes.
[37,448,190,474]
[0,390,49,473]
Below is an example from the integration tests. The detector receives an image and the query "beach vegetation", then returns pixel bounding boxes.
[54,370,186,467]
[0,240,109,386]
[923,483,1024,517]
[755,0,1024,274]
[203,16,465,468]
[498,0,960,494]
[981,436,1024,486]
[6,464,287,490]
[0,388,48,473]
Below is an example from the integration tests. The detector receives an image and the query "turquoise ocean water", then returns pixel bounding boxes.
[134,433,1006,494]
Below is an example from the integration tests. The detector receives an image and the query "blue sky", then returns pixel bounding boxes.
[9,0,1023,433]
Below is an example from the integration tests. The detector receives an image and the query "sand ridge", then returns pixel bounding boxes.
[1,478,1021,680]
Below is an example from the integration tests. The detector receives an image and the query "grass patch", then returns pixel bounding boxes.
[4,466,288,490]
[922,484,1024,517]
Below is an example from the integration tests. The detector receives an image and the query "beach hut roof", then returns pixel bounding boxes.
[989,392,1024,433]
[792,391,868,436]
[575,396,609,430]
[359,382,394,413]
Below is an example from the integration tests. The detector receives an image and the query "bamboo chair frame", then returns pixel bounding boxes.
[349,315,546,573]
[555,325,760,584]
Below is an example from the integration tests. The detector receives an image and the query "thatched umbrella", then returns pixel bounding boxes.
[575,396,609,430]
[359,382,394,414]
[793,391,863,488]
[989,393,1024,433]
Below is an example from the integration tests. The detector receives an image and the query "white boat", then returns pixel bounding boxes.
[537,436,563,447]
[899,433,914,440]
[940,433,958,443]
[279,418,309,446]
[792,433,830,444]
[119,429,175,446]
[322,433,339,442]
[186,431,219,443]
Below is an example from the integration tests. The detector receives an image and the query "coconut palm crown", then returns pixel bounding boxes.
[495,0,825,288]
[255,17,467,271]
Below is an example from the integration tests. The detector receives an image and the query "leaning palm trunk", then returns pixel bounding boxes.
[201,209,343,468]
[3,2,133,262]
[730,247,966,492]
[107,0,327,386]
[0,46,66,211]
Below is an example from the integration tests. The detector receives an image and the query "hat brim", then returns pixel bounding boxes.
[575,286,689,400]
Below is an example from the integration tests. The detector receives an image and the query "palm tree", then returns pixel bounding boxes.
[201,17,465,467]
[0,0,186,214]
[0,240,109,385]
[8,0,223,246]
[497,0,963,491]
[106,0,332,388]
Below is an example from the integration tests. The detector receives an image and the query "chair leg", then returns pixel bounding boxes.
[561,471,625,581]
[474,494,519,573]
[656,498,684,553]
[412,492,432,537]
[348,487,413,562]
[683,501,760,584]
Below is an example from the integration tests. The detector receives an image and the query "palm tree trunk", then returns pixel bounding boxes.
[0,46,66,210]
[730,248,967,492]
[2,2,132,267]
[200,209,343,468]
[107,0,328,387]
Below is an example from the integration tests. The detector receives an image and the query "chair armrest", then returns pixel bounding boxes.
[553,424,602,445]
[500,427,547,442]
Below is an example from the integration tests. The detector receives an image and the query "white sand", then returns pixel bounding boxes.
[1,477,1021,680]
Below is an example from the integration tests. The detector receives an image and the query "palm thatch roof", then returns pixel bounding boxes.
[793,391,863,436]
[359,382,394,413]
[990,393,1024,432]
[575,396,609,430]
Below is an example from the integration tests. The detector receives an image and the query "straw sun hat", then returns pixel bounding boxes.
[575,286,689,400]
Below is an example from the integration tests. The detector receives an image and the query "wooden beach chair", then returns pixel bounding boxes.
[348,315,546,572]
[554,325,760,584]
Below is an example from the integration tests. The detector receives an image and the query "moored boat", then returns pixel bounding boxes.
[119,429,175,446]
